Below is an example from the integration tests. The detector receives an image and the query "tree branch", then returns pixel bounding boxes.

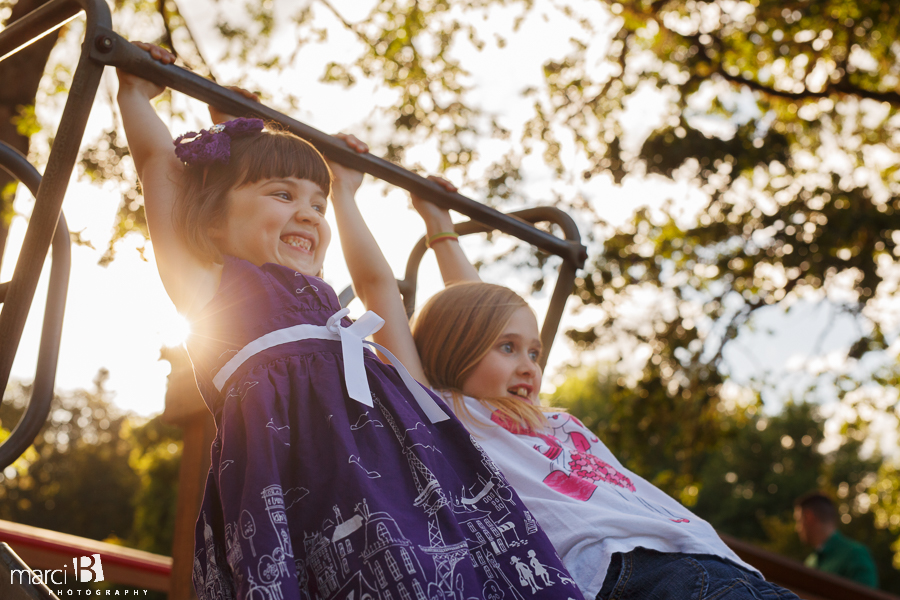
[171,0,217,82]
[316,0,376,51]
[157,0,176,57]
[157,0,218,82]
[622,1,900,105]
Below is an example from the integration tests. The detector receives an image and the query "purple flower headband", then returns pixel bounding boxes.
[173,117,265,166]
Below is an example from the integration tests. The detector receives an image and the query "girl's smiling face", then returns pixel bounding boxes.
[461,307,543,404]
[212,176,331,276]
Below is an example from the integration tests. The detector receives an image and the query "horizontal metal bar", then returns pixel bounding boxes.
[452,206,582,240]
[89,30,588,269]
[1,521,172,593]
[723,534,900,600]
[0,0,80,63]
[403,205,583,368]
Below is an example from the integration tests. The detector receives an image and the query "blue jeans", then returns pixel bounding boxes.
[597,548,802,600]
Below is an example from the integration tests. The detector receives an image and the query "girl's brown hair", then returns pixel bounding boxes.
[411,281,559,431]
[174,126,332,263]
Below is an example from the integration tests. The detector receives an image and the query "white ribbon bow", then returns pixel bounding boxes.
[214,308,448,423]
[326,308,382,407]
[327,308,449,423]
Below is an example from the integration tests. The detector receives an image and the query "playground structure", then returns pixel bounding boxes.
[0,0,588,474]
[0,1,896,599]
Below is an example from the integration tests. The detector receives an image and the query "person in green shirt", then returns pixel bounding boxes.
[794,491,879,588]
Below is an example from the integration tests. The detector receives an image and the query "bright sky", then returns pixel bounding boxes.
[2,0,895,461]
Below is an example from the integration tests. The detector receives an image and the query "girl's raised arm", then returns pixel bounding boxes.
[328,136,428,384]
[411,177,481,285]
[116,42,219,314]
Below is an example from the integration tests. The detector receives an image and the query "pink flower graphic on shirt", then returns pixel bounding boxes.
[568,453,636,492]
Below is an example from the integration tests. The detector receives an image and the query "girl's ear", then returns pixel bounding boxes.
[208,224,225,243]
[207,223,230,259]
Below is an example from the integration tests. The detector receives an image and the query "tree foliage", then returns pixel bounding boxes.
[0,370,181,554]
[0,371,138,539]
[547,0,900,401]
[8,0,900,363]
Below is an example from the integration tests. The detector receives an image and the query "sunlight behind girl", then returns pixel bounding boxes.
[158,312,191,348]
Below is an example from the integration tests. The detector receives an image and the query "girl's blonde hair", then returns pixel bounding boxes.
[174,126,332,263]
[411,281,559,431]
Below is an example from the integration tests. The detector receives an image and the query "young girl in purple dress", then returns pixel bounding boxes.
[405,179,803,600]
[116,43,582,600]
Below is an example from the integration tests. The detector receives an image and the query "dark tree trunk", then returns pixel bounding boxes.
[0,0,59,265]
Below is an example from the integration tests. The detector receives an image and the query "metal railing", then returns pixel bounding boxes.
[723,535,899,600]
[340,206,582,370]
[0,143,70,471]
[0,0,587,469]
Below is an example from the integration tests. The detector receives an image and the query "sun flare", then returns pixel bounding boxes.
[159,313,192,348]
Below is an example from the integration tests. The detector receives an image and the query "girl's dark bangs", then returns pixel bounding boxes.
[236,133,331,193]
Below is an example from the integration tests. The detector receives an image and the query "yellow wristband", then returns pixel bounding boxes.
[426,231,460,249]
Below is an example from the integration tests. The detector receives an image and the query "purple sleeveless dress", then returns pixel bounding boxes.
[186,257,582,600]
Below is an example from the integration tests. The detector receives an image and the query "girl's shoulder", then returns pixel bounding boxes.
[190,255,340,323]
[185,257,342,369]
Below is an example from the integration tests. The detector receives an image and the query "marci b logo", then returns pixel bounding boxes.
[73,554,104,583]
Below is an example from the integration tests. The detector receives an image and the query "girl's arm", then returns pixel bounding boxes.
[328,136,429,384]
[116,42,219,314]
[411,177,481,284]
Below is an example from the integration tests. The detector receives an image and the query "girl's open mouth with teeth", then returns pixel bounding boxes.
[281,234,314,253]
[508,386,532,400]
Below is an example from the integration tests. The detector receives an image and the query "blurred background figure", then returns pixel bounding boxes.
[794,491,879,588]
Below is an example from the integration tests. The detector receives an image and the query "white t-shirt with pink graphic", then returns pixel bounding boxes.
[450,394,756,600]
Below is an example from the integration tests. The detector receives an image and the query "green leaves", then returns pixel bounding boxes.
[553,0,900,409]
[11,104,40,137]
[0,371,182,558]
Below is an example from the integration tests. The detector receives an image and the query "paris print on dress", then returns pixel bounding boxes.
[196,395,579,600]
[188,261,583,600]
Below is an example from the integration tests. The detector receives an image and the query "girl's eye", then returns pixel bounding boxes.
[499,342,514,353]
[529,349,540,361]
[313,203,326,214]
[273,191,291,201]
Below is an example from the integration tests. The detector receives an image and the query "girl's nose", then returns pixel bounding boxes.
[517,355,535,377]
[294,204,321,223]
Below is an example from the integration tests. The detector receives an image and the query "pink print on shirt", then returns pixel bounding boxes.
[568,452,636,492]
[490,411,636,501]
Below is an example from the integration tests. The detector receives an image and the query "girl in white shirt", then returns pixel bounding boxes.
[407,179,800,600]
